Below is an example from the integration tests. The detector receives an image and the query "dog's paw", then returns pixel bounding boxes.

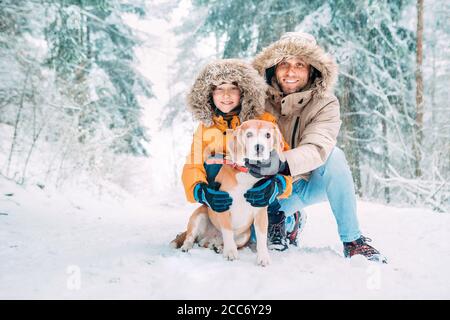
[181,241,194,252]
[211,243,223,254]
[208,237,224,253]
[223,246,239,261]
[257,251,271,267]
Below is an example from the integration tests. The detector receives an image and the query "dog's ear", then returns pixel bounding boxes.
[227,127,245,164]
[226,128,235,161]
[273,125,286,162]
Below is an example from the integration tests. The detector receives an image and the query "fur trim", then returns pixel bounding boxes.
[187,59,267,127]
[252,36,338,97]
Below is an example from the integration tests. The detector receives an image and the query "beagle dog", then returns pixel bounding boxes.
[171,120,286,266]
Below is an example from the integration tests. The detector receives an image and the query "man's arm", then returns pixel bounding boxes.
[284,96,341,176]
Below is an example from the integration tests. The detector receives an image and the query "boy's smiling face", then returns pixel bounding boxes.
[212,83,241,113]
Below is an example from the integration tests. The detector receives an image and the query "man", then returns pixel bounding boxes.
[245,32,386,263]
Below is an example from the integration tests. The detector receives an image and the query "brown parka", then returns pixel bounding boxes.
[253,32,341,182]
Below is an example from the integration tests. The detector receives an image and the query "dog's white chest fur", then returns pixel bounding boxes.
[227,173,260,230]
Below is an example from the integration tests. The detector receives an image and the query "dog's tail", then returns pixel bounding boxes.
[170,231,187,249]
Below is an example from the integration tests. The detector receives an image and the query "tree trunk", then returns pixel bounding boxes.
[20,87,44,184]
[6,70,31,178]
[413,0,424,178]
[341,70,362,197]
[381,109,390,203]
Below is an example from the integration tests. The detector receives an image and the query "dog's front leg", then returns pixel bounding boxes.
[215,211,238,261]
[254,207,271,266]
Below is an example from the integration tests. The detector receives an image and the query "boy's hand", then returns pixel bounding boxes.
[244,175,286,207]
[194,183,233,212]
[244,151,288,178]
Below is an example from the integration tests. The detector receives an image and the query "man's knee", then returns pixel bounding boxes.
[329,147,346,161]
[323,147,350,176]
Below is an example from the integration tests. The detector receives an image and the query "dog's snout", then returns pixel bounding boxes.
[255,144,264,154]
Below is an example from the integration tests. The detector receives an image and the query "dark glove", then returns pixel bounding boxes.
[194,182,233,212]
[244,174,287,207]
[244,150,289,178]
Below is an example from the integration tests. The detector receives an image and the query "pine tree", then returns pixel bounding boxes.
[1,0,154,188]
[308,0,417,204]
[0,0,53,180]
[44,0,152,156]
[191,0,324,58]
[421,0,450,210]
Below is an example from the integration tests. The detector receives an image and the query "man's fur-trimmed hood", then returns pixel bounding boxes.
[253,32,338,97]
[187,59,267,127]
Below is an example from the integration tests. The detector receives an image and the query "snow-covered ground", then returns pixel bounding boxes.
[1,176,449,300]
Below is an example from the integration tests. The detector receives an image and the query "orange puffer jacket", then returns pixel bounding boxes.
[182,111,293,203]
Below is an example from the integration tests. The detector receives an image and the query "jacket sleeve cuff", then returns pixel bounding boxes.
[185,178,207,203]
[284,144,332,176]
[193,183,202,202]
[278,175,293,199]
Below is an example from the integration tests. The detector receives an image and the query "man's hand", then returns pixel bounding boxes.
[244,150,288,178]
[244,175,286,207]
[194,182,233,212]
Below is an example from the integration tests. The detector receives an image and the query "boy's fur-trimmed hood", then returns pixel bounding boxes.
[252,32,338,97]
[187,59,267,127]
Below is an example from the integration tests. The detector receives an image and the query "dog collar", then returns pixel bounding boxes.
[205,158,249,173]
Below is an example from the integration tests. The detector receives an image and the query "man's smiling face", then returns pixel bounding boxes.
[275,57,311,94]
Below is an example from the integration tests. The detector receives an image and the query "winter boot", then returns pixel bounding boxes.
[267,211,289,251]
[286,210,307,246]
[343,236,387,263]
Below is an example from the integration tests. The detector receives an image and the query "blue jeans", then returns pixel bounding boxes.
[279,147,361,243]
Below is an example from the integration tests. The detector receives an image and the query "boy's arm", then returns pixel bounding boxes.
[182,125,208,203]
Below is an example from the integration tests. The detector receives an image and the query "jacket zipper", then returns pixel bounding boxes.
[291,116,300,148]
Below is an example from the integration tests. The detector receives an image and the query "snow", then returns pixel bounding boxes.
[1,176,449,299]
